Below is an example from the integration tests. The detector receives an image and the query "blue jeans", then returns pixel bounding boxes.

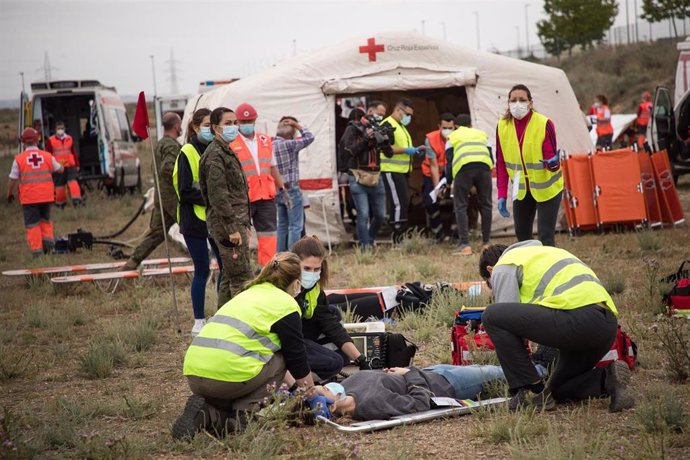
[348,175,385,247]
[424,364,548,400]
[183,235,222,320]
[275,186,304,252]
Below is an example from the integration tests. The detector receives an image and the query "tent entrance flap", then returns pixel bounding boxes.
[323,69,477,95]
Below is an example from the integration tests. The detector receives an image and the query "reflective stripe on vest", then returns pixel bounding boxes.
[231,134,276,202]
[16,149,56,204]
[303,284,321,320]
[183,282,301,382]
[379,116,412,173]
[497,112,563,202]
[495,246,618,316]
[48,135,76,167]
[421,130,447,177]
[173,143,206,222]
[447,127,492,178]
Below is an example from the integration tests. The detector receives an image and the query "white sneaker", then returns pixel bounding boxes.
[191,319,207,337]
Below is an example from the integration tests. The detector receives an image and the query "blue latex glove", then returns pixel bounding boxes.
[308,395,334,419]
[540,155,560,169]
[403,147,418,155]
[497,197,510,218]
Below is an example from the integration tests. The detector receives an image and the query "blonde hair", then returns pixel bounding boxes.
[290,236,330,288]
[243,252,302,292]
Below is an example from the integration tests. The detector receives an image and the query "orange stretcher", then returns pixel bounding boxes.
[562,154,598,232]
[650,150,685,226]
[638,152,663,228]
[590,148,647,228]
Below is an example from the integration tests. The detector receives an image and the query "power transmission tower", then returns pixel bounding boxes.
[164,49,181,95]
[36,51,58,81]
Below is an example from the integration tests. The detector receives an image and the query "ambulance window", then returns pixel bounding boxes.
[114,109,132,142]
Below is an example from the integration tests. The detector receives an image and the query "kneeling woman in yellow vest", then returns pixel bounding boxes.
[291,236,370,379]
[173,252,332,440]
[478,241,633,413]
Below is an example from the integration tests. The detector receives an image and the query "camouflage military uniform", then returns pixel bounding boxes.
[200,137,252,306]
[127,135,181,267]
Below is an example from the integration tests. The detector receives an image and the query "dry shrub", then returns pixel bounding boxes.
[650,315,690,382]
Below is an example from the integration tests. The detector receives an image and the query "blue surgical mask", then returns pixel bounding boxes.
[301,270,321,290]
[239,124,255,136]
[324,382,346,401]
[401,114,412,126]
[198,126,214,144]
[220,125,239,142]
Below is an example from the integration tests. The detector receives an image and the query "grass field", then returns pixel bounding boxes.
[1,138,689,459]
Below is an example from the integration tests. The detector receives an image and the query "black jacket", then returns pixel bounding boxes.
[295,285,353,349]
[338,122,392,173]
[177,135,209,238]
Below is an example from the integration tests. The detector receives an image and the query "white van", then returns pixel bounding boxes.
[19,80,140,193]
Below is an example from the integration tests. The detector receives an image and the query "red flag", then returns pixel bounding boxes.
[132,91,149,140]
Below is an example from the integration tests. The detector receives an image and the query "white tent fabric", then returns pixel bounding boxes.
[182,31,592,244]
[589,114,637,146]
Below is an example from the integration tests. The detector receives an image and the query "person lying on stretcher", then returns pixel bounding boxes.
[321,363,547,421]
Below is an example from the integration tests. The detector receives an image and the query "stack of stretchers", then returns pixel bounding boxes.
[561,148,685,233]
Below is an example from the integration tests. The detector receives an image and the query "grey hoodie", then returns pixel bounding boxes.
[490,239,543,304]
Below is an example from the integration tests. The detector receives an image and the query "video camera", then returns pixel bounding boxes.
[359,115,396,147]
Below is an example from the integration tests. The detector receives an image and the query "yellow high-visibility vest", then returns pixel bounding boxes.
[183,282,301,382]
[380,116,413,174]
[496,245,618,316]
[303,283,321,320]
[173,143,206,222]
[447,126,493,178]
[497,111,563,201]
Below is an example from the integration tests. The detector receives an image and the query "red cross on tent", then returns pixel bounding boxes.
[359,37,384,62]
[27,152,44,169]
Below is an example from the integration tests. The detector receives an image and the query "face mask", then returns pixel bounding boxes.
[594,101,601,108]
[509,102,530,120]
[401,114,412,126]
[198,126,214,144]
[239,124,255,136]
[324,382,347,401]
[300,270,321,290]
[220,125,239,142]
[56,129,65,137]
[373,114,383,122]
[441,128,454,138]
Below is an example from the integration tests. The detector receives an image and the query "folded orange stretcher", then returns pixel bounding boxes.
[562,149,684,233]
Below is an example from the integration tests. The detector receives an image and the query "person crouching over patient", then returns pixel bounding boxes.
[478,241,634,412]
[291,236,371,380]
[173,252,332,440]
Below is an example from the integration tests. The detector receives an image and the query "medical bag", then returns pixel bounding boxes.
[596,326,637,370]
[663,260,690,318]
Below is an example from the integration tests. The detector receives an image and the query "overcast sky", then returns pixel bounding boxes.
[0,0,643,101]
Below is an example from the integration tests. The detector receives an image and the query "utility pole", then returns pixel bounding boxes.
[19,72,25,93]
[165,48,181,95]
[292,39,297,56]
[525,3,530,54]
[150,55,158,98]
[516,26,521,56]
[421,20,426,35]
[625,0,631,45]
[37,51,57,81]
[634,0,639,42]
[473,11,480,50]
[440,21,447,41]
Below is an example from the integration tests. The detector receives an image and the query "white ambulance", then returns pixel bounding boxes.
[19,80,140,193]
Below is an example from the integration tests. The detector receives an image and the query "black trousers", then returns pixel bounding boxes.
[453,167,493,244]
[304,339,344,380]
[513,190,562,246]
[482,303,617,402]
[382,172,409,230]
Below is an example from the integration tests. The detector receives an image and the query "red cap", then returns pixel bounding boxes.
[236,103,258,121]
[20,127,38,143]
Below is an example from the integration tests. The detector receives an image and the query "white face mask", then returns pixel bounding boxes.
[509,102,530,120]
[441,128,454,138]
[56,128,65,137]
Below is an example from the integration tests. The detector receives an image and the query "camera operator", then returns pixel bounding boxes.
[380,98,426,243]
[338,101,391,249]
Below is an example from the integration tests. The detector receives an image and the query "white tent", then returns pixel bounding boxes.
[183,31,592,244]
